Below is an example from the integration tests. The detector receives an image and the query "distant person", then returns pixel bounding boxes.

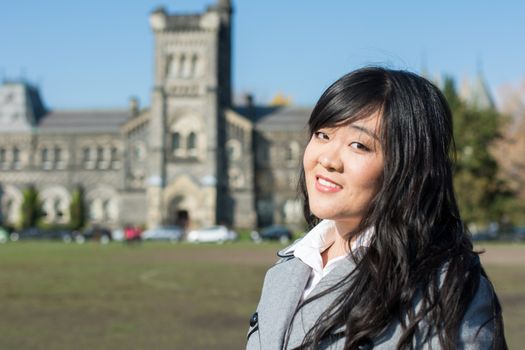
[247,67,507,349]
[124,225,142,244]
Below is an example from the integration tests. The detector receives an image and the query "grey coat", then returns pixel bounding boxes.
[246,249,498,350]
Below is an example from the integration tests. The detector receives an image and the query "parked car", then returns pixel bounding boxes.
[111,228,125,242]
[251,225,293,244]
[82,226,112,244]
[10,227,75,243]
[186,225,237,243]
[512,227,525,242]
[142,226,184,242]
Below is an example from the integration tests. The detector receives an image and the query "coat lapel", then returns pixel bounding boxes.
[286,257,357,349]
[257,257,311,350]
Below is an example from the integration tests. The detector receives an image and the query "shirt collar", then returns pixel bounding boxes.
[285,220,373,272]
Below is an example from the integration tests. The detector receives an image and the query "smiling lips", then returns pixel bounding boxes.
[315,175,342,193]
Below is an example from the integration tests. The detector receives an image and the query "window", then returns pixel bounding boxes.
[286,141,300,163]
[41,148,52,170]
[111,147,121,169]
[179,54,186,77]
[111,147,117,161]
[54,147,62,162]
[190,54,198,77]
[167,55,176,77]
[83,147,90,162]
[97,146,109,169]
[97,147,104,162]
[42,148,49,162]
[171,132,181,152]
[12,147,20,169]
[0,148,6,164]
[187,132,196,150]
[55,147,65,169]
[187,132,198,157]
[83,147,95,169]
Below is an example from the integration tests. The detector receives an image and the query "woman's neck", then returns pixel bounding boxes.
[321,224,352,267]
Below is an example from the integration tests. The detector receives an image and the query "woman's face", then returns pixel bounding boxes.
[303,112,384,232]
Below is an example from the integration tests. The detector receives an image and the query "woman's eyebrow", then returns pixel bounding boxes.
[350,124,380,141]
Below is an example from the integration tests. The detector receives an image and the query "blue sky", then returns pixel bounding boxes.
[1,0,524,109]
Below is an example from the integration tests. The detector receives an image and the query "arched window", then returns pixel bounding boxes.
[187,132,197,150]
[110,147,120,169]
[171,132,181,152]
[113,147,119,160]
[54,147,62,162]
[97,147,104,162]
[12,147,20,169]
[83,147,90,162]
[286,141,300,162]
[42,148,49,162]
[179,54,186,77]
[42,147,51,170]
[83,147,94,169]
[167,55,176,77]
[187,132,198,157]
[190,54,198,77]
[55,147,64,169]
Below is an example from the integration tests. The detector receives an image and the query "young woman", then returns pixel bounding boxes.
[246,67,507,349]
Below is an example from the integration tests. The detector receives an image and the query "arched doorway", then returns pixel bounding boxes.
[167,195,190,229]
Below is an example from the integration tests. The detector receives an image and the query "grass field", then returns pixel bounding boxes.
[0,241,523,349]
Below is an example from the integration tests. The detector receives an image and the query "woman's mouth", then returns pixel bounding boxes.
[315,176,342,192]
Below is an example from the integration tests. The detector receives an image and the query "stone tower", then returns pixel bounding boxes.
[146,1,233,229]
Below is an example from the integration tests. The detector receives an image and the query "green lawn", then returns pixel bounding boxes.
[0,242,523,349]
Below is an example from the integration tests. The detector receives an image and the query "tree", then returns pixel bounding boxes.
[492,81,525,224]
[69,186,86,230]
[19,185,43,229]
[442,77,515,227]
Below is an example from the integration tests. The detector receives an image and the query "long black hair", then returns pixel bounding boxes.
[292,67,506,349]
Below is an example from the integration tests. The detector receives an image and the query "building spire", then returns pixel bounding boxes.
[217,0,233,12]
[218,0,231,8]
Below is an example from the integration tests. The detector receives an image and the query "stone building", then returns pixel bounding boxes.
[0,0,311,231]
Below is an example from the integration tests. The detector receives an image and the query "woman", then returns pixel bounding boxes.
[246,67,507,349]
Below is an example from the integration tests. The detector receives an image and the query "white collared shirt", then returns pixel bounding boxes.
[286,220,372,299]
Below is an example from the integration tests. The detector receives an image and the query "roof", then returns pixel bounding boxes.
[234,105,312,132]
[0,81,47,127]
[38,109,130,134]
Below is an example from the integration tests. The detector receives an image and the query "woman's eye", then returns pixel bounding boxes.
[314,131,329,140]
[350,142,370,151]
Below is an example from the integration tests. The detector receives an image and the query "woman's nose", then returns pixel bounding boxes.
[318,151,343,172]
